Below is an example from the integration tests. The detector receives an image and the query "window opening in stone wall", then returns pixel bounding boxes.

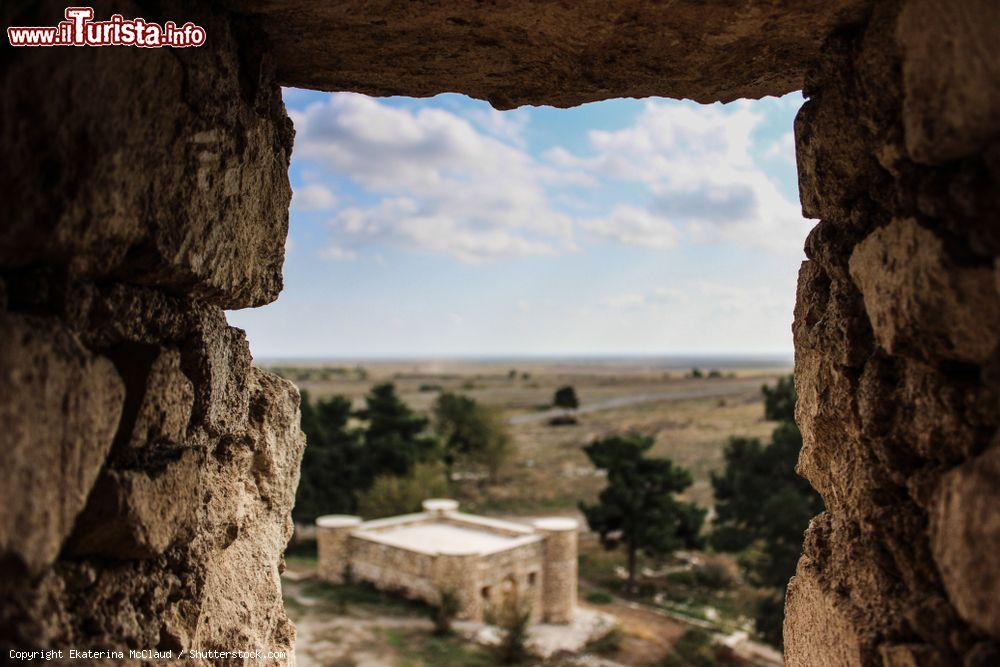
[230,88,817,664]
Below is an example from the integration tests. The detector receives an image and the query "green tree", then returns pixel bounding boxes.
[710,375,822,647]
[358,461,450,519]
[580,434,706,587]
[553,385,580,410]
[475,408,513,482]
[356,383,437,479]
[433,392,512,481]
[293,391,365,523]
[762,375,796,422]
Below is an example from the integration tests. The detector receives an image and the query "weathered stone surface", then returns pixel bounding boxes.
[0,319,303,659]
[226,0,873,109]
[0,314,124,576]
[788,1,1000,661]
[898,0,1000,164]
[850,218,1000,365]
[66,450,202,560]
[110,348,194,455]
[930,446,1000,638]
[191,368,304,658]
[880,643,951,667]
[184,312,254,439]
[0,1,293,309]
[784,537,865,666]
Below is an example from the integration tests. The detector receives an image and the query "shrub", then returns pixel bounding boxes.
[665,570,696,586]
[661,628,717,667]
[552,385,580,409]
[693,556,737,590]
[585,590,614,605]
[586,626,623,655]
[357,462,449,519]
[430,587,460,636]
[489,597,533,665]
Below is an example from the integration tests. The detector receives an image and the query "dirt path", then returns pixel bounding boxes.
[579,582,783,667]
[508,378,764,424]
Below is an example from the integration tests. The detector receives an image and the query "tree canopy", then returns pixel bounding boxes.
[762,375,796,422]
[358,461,450,519]
[710,375,821,647]
[580,434,705,586]
[356,383,437,478]
[294,383,439,524]
[553,385,580,410]
[433,392,512,480]
[293,392,365,523]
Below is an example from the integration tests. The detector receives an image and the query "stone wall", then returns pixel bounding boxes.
[785,1,1000,664]
[0,1,303,662]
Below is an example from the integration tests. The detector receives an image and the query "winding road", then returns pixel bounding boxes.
[507,378,768,425]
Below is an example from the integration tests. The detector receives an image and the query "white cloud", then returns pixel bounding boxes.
[293,93,574,262]
[549,100,810,255]
[765,131,796,164]
[463,106,530,147]
[291,94,808,262]
[291,183,337,211]
[581,205,679,250]
[600,287,687,310]
[321,244,357,261]
[595,280,796,351]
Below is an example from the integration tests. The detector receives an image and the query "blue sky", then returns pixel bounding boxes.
[229,89,811,359]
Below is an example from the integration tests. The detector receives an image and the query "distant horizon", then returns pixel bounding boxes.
[253,351,794,367]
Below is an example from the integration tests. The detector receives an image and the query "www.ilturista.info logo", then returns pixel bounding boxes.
[7,7,206,47]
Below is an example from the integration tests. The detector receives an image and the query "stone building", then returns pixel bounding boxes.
[316,500,577,623]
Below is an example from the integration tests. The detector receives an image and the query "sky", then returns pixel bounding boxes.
[228,89,812,359]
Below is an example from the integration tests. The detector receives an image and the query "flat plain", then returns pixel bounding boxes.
[267,358,790,512]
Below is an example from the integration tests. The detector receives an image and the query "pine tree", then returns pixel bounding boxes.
[580,434,705,587]
[356,383,437,478]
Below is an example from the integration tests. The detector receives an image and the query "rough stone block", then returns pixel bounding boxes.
[0,1,293,309]
[784,556,865,667]
[185,312,253,438]
[898,0,1000,164]
[0,313,124,574]
[225,0,872,108]
[880,644,950,667]
[66,450,202,560]
[930,445,1000,638]
[112,347,194,453]
[850,218,999,365]
[192,368,303,654]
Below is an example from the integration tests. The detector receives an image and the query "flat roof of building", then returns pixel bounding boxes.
[358,520,541,556]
